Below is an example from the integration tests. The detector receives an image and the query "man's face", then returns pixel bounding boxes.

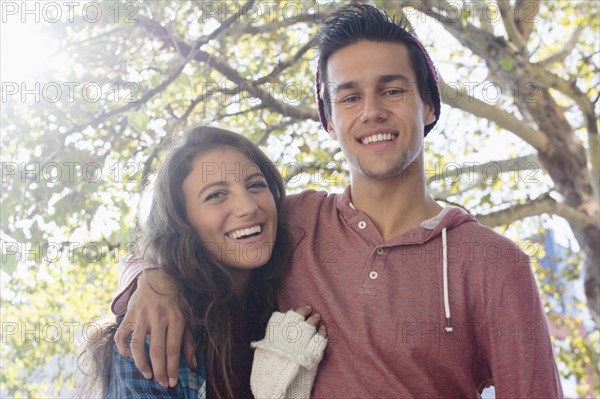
[325,40,435,180]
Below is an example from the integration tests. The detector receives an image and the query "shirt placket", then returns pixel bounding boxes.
[349,216,389,295]
[358,244,388,295]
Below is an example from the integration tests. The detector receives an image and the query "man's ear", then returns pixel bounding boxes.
[327,120,337,140]
[423,101,436,126]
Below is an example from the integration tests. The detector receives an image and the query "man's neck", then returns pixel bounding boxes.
[349,165,442,242]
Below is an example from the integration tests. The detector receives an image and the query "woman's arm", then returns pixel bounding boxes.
[251,306,328,399]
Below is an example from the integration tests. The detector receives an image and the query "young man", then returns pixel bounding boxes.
[112,4,563,397]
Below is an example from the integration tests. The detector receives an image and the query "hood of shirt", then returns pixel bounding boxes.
[335,185,478,245]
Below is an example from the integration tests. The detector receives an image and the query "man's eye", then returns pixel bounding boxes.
[341,95,359,103]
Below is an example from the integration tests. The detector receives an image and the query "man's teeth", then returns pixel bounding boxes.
[361,133,395,145]
[228,225,262,239]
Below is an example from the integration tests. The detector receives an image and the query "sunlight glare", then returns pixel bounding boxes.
[1,19,69,83]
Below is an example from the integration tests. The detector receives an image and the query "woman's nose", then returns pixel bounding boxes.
[232,191,258,218]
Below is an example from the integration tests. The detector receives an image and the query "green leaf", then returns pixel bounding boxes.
[0,252,18,276]
[499,57,514,72]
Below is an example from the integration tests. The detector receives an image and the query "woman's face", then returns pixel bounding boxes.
[182,146,278,272]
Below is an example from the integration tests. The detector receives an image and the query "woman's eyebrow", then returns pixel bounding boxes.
[245,172,266,182]
[197,181,227,198]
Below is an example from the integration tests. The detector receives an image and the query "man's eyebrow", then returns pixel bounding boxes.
[332,80,358,94]
[378,74,411,84]
[331,74,412,94]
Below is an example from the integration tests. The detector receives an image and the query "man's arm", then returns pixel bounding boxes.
[112,266,193,388]
[110,257,146,316]
[484,257,563,397]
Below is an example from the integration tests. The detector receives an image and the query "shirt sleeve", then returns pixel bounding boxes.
[482,253,564,398]
[110,257,157,316]
[108,346,181,398]
[108,339,206,399]
[250,310,327,399]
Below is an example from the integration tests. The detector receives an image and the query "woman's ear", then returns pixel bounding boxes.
[327,121,337,140]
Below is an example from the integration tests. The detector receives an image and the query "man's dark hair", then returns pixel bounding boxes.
[315,3,441,135]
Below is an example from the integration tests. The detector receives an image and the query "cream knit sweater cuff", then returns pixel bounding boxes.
[250,310,328,399]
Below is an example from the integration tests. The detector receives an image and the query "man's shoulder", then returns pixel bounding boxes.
[283,189,342,227]
[287,188,332,201]
[456,218,519,246]
[285,189,337,211]
[446,212,528,263]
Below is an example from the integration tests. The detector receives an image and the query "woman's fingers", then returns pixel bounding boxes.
[294,305,312,317]
[318,324,327,337]
[306,313,321,326]
[294,305,327,337]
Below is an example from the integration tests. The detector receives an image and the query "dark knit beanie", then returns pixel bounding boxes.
[315,35,441,137]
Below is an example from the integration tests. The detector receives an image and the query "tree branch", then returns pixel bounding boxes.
[137,15,317,122]
[497,0,527,50]
[589,131,600,203]
[514,0,540,43]
[256,37,316,85]
[536,25,584,67]
[254,119,297,147]
[523,65,596,123]
[439,76,548,150]
[39,34,202,167]
[416,0,596,125]
[476,193,597,229]
[426,153,542,185]
[225,13,319,36]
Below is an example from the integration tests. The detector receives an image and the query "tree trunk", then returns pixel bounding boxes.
[408,0,600,326]
[526,88,600,326]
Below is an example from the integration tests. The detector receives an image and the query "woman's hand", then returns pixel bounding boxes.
[294,305,327,338]
[251,305,328,398]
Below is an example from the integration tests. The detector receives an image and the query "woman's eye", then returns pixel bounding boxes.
[384,89,403,95]
[205,191,226,201]
[248,181,268,191]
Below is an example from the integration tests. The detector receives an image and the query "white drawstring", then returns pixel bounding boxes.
[442,228,453,332]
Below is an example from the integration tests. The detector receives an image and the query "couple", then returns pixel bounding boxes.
[83,4,563,398]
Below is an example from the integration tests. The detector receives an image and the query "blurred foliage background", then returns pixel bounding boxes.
[1,0,598,397]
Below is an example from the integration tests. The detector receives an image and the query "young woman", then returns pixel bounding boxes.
[77,126,326,398]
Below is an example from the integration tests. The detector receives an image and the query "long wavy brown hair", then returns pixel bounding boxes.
[77,126,292,398]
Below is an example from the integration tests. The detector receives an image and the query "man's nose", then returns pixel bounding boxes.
[360,93,388,124]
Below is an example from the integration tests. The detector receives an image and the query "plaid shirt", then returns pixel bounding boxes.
[108,339,206,398]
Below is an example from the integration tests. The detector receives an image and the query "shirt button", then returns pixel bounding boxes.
[369,271,378,280]
[358,221,367,229]
[376,248,384,255]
